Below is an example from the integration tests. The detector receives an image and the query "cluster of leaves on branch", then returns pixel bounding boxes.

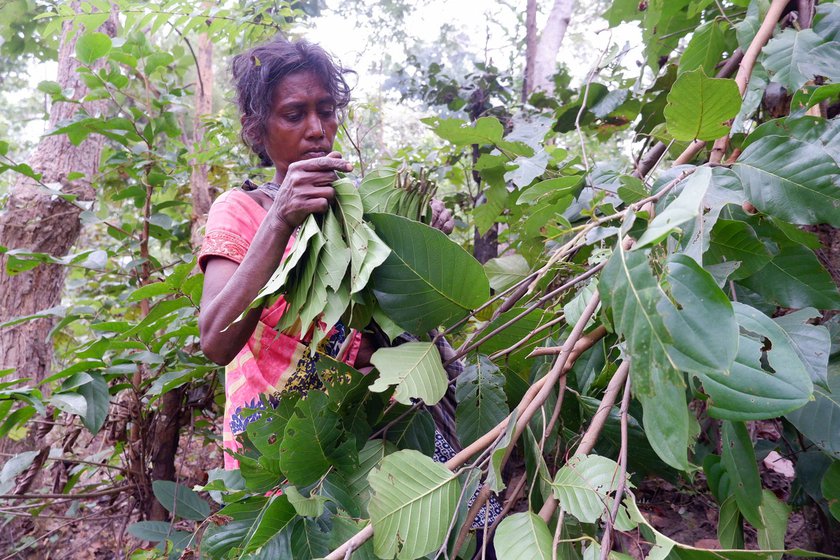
[1,0,840,559]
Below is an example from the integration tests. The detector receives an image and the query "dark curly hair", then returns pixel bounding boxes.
[231,37,353,167]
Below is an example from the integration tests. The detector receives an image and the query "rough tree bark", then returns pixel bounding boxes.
[528,0,574,96]
[0,6,117,388]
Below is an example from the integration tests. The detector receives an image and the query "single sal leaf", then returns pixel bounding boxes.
[359,167,399,213]
[319,207,351,292]
[455,355,509,447]
[369,213,489,335]
[494,512,553,560]
[664,68,741,141]
[483,254,530,292]
[774,308,831,388]
[368,449,461,560]
[151,480,210,521]
[661,253,738,375]
[732,134,840,227]
[721,421,763,529]
[75,32,112,64]
[701,303,813,421]
[786,362,840,459]
[369,342,448,405]
[551,454,631,524]
[757,489,789,558]
[636,166,712,248]
[600,244,679,396]
[680,20,728,76]
[279,391,357,486]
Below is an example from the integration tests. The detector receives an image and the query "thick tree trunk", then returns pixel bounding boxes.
[0,6,117,387]
[530,0,574,96]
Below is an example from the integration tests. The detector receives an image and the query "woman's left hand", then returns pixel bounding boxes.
[430,199,454,235]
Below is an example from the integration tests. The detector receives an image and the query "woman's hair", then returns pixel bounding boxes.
[231,37,353,167]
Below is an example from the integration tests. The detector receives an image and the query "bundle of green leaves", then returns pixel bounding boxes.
[252,167,440,350]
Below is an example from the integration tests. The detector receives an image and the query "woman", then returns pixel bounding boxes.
[198,38,453,468]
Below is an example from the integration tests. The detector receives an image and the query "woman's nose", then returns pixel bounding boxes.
[305,113,325,138]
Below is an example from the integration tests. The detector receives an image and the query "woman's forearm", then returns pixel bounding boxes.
[199,214,295,365]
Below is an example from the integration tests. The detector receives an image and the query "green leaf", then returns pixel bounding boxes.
[732,134,840,227]
[359,167,399,213]
[127,281,176,302]
[662,254,738,375]
[240,494,297,554]
[325,439,391,517]
[279,391,356,485]
[762,28,840,91]
[424,116,523,153]
[705,220,772,281]
[369,342,448,405]
[494,512,553,560]
[601,242,679,397]
[151,480,210,521]
[637,167,712,248]
[320,207,352,292]
[77,372,109,434]
[638,371,692,472]
[700,303,813,420]
[368,449,461,560]
[821,461,840,522]
[368,213,489,335]
[757,490,789,558]
[484,254,530,292]
[517,176,582,206]
[284,485,328,518]
[786,361,840,459]
[680,20,728,76]
[333,180,390,295]
[455,355,509,447]
[257,215,320,300]
[664,69,741,141]
[75,32,112,64]
[721,421,763,529]
[290,518,330,559]
[718,495,744,549]
[740,243,840,310]
[551,454,631,524]
[50,393,87,417]
[330,512,377,560]
[774,308,831,387]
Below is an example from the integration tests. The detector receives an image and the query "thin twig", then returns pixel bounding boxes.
[538,360,631,522]
[599,371,632,560]
[0,486,132,501]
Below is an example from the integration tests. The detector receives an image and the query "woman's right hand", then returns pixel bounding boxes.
[270,151,353,230]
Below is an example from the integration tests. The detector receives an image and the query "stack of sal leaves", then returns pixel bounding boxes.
[252,166,439,351]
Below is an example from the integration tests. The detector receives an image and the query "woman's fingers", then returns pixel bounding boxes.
[430,199,454,235]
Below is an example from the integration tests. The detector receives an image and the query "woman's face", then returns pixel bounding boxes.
[262,70,339,178]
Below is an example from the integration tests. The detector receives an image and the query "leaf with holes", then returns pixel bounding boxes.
[700,303,813,420]
[369,342,448,405]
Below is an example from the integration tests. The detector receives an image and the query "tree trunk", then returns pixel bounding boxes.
[522,0,538,102]
[190,27,214,247]
[0,5,117,387]
[531,0,574,96]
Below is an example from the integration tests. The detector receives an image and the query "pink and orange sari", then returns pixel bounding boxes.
[198,188,360,469]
